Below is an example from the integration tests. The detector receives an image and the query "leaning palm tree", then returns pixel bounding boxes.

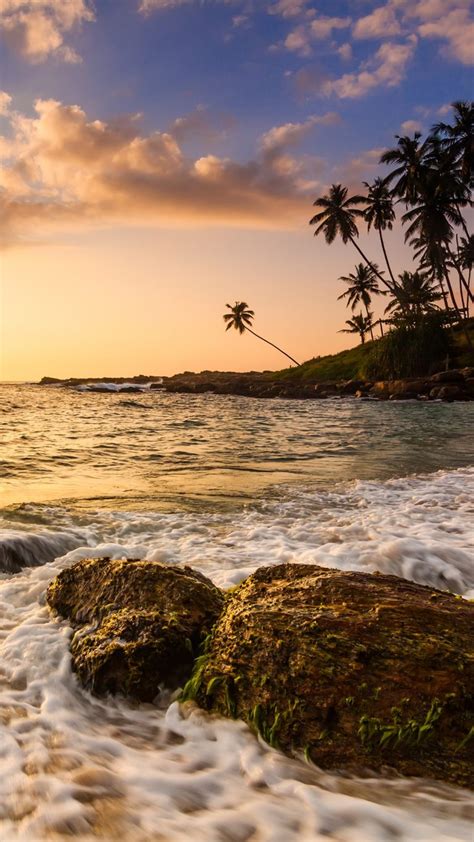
[363,177,397,287]
[339,312,373,345]
[310,184,387,287]
[223,301,300,366]
[338,263,386,340]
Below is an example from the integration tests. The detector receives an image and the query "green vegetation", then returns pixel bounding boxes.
[310,101,473,348]
[276,317,474,383]
[223,103,472,374]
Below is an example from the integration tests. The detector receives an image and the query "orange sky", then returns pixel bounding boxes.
[1,223,412,381]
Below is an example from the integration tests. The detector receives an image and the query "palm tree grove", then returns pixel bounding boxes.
[225,101,473,381]
[308,101,473,364]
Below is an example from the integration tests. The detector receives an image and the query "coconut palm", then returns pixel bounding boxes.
[432,101,474,186]
[363,177,397,287]
[310,184,387,286]
[338,263,386,340]
[402,183,473,311]
[339,312,373,345]
[385,271,442,325]
[380,133,429,204]
[223,301,300,366]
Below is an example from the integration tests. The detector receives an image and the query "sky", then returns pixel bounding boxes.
[0,0,473,380]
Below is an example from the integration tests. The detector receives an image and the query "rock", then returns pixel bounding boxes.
[354,390,369,398]
[189,563,474,788]
[340,380,367,395]
[47,558,224,701]
[430,370,465,384]
[437,385,464,401]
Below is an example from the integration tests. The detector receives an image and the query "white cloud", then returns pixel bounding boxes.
[284,15,351,55]
[337,42,352,61]
[0,0,94,63]
[259,112,340,152]
[0,91,12,115]
[323,37,417,99]
[353,5,401,39]
[417,8,474,65]
[0,96,327,246]
[400,119,423,133]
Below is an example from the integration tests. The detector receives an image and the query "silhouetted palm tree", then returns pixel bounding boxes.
[380,133,429,204]
[385,271,442,325]
[223,301,300,366]
[338,263,385,340]
[310,184,387,286]
[432,101,473,186]
[363,177,397,287]
[339,312,373,344]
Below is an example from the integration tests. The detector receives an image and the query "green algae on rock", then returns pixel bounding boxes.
[187,563,474,788]
[47,558,224,702]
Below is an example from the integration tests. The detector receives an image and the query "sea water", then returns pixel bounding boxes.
[1,383,473,841]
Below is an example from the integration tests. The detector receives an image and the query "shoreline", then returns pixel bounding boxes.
[37,368,474,401]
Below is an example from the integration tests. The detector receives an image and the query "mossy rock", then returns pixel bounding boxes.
[188,563,474,788]
[47,558,224,702]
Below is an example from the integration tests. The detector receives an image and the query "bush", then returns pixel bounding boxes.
[361,314,451,380]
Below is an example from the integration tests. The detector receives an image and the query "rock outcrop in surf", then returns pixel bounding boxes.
[46,559,474,787]
[188,563,474,788]
[46,557,224,702]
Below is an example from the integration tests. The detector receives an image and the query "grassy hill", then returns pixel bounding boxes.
[275,318,474,383]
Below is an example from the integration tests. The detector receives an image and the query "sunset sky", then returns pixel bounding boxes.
[1,0,473,380]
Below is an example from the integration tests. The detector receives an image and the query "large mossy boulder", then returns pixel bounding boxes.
[47,558,224,702]
[189,564,474,787]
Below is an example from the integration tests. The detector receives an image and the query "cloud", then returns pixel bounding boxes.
[259,112,340,153]
[267,0,311,18]
[0,96,328,246]
[350,0,474,65]
[353,5,401,39]
[323,37,417,99]
[138,0,193,11]
[417,8,474,65]
[0,1,94,63]
[167,106,234,143]
[400,119,423,133]
[0,91,12,115]
[284,15,351,55]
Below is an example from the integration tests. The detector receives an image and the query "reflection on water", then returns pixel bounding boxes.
[1,384,473,841]
[1,384,473,510]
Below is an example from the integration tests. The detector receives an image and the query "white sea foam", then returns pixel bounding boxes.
[0,468,473,840]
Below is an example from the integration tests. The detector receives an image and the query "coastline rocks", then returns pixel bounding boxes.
[47,558,224,701]
[189,563,474,787]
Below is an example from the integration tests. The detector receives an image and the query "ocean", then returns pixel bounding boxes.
[1,382,473,841]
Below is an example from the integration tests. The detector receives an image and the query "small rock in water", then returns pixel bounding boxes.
[47,557,224,702]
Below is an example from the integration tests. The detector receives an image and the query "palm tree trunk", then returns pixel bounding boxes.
[443,269,473,349]
[365,304,374,341]
[455,202,470,242]
[348,236,395,293]
[447,246,474,303]
[378,229,397,287]
[245,327,300,367]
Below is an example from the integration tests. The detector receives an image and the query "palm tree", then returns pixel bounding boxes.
[339,312,373,345]
[310,184,387,287]
[363,177,397,287]
[380,133,429,204]
[223,301,300,366]
[432,101,473,187]
[338,263,386,340]
[385,271,442,325]
[402,183,473,311]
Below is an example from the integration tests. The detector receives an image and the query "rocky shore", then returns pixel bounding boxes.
[39,367,474,401]
[47,558,474,788]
